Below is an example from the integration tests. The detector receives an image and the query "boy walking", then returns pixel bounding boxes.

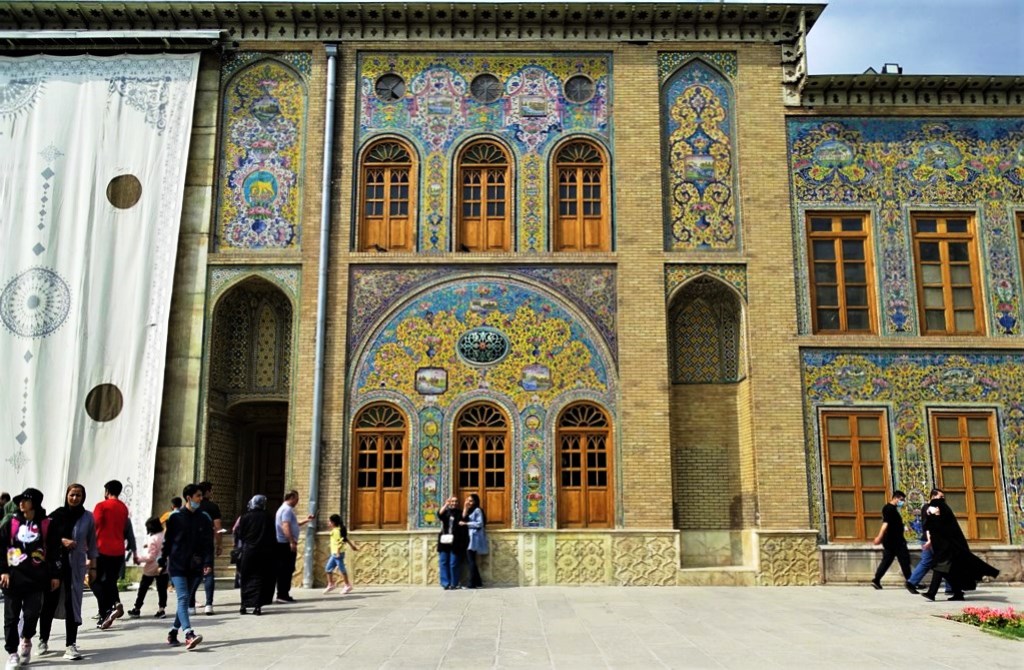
[871,490,911,589]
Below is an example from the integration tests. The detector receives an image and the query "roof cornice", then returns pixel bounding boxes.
[802,74,1024,109]
[0,2,824,42]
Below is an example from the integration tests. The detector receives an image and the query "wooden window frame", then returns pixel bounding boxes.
[1017,213,1024,281]
[455,140,513,252]
[806,212,877,334]
[556,403,614,529]
[454,403,510,529]
[930,411,1006,543]
[351,404,408,530]
[820,410,891,542]
[357,139,417,252]
[911,212,984,335]
[551,139,610,252]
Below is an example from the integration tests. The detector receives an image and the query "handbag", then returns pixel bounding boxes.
[229,547,242,565]
[439,533,454,545]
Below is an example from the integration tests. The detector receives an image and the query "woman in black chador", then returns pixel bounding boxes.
[921,496,999,601]
[235,495,276,615]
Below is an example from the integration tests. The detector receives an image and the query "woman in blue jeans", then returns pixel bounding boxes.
[437,496,468,589]
[460,494,489,589]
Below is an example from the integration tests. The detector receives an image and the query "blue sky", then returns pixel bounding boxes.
[803,0,1024,75]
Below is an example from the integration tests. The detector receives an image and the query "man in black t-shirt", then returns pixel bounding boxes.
[189,482,222,615]
[871,490,911,589]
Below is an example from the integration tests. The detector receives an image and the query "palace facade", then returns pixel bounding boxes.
[4,1,1023,585]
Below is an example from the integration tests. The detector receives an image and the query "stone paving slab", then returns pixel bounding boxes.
[24,583,1022,669]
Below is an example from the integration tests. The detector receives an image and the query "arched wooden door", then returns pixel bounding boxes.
[351,404,407,529]
[455,403,510,528]
[557,403,613,528]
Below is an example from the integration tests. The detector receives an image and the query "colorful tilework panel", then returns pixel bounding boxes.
[357,53,612,252]
[802,350,1024,544]
[658,52,737,82]
[217,55,309,249]
[349,265,618,363]
[665,263,747,300]
[663,59,739,251]
[788,119,1024,335]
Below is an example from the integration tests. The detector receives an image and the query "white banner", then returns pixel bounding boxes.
[0,54,200,536]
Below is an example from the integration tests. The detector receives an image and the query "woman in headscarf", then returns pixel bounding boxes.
[235,495,276,615]
[39,483,97,660]
[921,495,999,601]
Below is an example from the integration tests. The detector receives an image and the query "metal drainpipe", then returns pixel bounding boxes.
[303,43,337,588]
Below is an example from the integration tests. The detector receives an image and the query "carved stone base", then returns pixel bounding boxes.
[755,530,821,585]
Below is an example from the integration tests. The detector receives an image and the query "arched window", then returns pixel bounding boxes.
[552,140,609,252]
[557,403,613,528]
[455,403,510,528]
[351,403,407,529]
[668,277,743,384]
[456,141,512,252]
[358,140,416,252]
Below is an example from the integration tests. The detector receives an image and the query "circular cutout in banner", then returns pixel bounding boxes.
[107,174,143,209]
[85,384,123,422]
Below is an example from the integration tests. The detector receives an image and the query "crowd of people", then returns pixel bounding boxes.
[871,487,1000,600]
[0,481,328,668]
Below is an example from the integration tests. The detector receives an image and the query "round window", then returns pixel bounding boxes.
[564,75,596,104]
[470,74,503,103]
[456,327,511,366]
[374,73,406,102]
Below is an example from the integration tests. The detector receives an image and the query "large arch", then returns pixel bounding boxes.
[347,273,617,530]
[203,276,294,520]
[666,275,755,567]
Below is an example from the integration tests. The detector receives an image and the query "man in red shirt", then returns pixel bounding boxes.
[92,480,130,630]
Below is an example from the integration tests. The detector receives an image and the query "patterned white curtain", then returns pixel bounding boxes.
[0,54,200,533]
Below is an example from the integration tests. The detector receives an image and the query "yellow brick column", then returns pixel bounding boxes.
[734,45,817,584]
[155,52,221,515]
[612,44,674,529]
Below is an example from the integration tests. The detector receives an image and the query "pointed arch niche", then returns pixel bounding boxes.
[662,57,739,251]
[666,275,755,568]
[204,276,294,522]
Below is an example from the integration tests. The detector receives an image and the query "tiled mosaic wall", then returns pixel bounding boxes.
[216,53,311,250]
[349,268,617,529]
[356,53,611,252]
[802,350,1024,544]
[788,118,1024,335]
[661,54,739,251]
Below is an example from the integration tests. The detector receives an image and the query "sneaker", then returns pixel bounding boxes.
[276,595,296,603]
[323,584,336,594]
[127,607,141,619]
[184,632,203,651]
[947,593,966,601]
[17,640,30,665]
[5,653,18,670]
[63,644,83,661]
[154,608,166,619]
[904,581,918,594]
[188,607,197,616]
[100,610,117,630]
[167,631,181,647]
[204,604,214,616]
[870,580,882,590]
[342,584,353,594]
[921,592,936,602]
[37,640,48,655]
[113,603,124,619]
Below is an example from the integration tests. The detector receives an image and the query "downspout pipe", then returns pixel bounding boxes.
[304,43,337,588]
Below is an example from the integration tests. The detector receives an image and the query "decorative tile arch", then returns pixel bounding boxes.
[662,57,740,251]
[667,276,744,384]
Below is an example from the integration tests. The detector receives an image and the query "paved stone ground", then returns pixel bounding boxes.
[26,583,1022,669]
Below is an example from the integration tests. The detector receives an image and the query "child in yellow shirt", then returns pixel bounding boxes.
[324,514,359,594]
